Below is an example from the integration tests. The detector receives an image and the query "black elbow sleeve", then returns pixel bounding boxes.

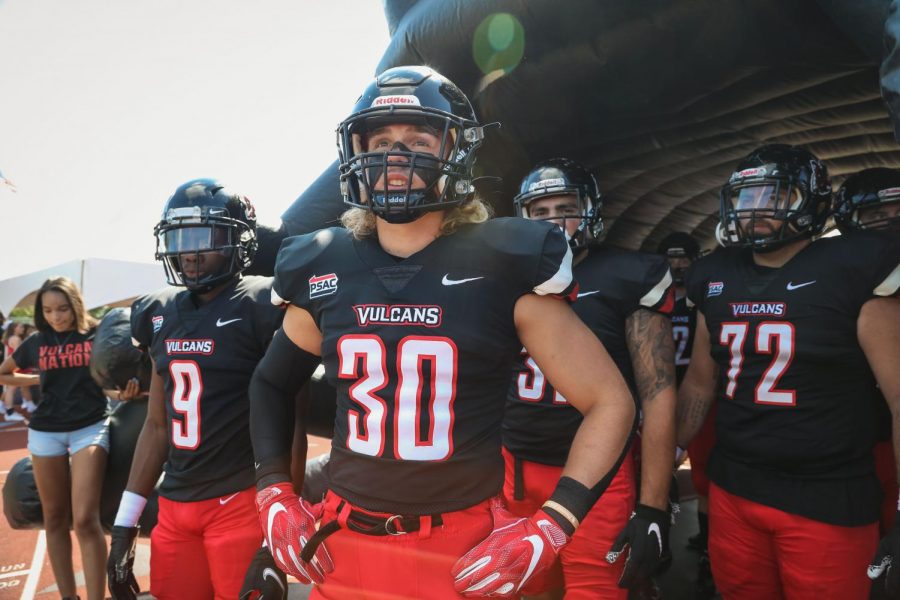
[250,329,321,487]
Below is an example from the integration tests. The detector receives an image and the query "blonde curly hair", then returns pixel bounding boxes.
[340,198,493,239]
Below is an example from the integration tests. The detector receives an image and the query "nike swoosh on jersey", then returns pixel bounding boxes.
[648,522,662,553]
[216,317,243,327]
[576,290,600,298]
[442,275,484,286]
[219,492,240,505]
[786,280,816,291]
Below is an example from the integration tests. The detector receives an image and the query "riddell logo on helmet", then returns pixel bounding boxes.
[730,167,767,181]
[372,95,421,107]
[528,178,566,192]
[878,187,900,198]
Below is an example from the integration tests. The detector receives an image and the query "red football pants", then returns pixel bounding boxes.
[150,487,261,600]
[708,483,878,600]
[686,403,716,498]
[874,440,897,535]
[501,447,635,599]
[310,491,495,600]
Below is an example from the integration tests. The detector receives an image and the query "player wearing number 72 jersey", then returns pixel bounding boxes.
[676,144,900,599]
[107,180,286,600]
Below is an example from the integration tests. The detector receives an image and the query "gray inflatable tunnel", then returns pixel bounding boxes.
[282,0,900,254]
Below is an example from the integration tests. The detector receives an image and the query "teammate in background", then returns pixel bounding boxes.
[834,168,900,596]
[106,180,286,600]
[502,158,676,599]
[656,231,715,597]
[249,66,635,599]
[0,277,110,600]
[676,144,900,599]
[834,167,900,234]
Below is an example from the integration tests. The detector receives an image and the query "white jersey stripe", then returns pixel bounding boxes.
[874,262,900,297]
[639,270,673,308]
[533,243,574,296]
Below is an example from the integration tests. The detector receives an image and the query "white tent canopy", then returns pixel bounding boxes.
[0,258,167,318]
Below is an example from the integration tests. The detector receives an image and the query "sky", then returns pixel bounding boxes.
[0,0,391,281]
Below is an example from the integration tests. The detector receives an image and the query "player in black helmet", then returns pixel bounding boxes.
[677,145,900,599]
[504,158,677,598]
[248,66,636,599]
[106,180,286,600]
[834,167,900,234]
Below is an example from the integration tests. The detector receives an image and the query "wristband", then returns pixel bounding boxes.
[114,491,147,527]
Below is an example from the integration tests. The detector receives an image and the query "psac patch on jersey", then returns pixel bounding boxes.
[707,281,724,297]
[152,315,164,332]
[309,273,339,299]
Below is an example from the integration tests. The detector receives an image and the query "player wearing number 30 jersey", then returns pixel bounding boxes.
[676,144,900,599]
[249,66,635,600]
[107,180,285,600]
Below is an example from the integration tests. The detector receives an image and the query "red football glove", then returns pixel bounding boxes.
[452,498,570,597]
[255,483,334,585]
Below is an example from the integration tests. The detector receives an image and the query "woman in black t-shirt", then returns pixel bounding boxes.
[0,276,109,600]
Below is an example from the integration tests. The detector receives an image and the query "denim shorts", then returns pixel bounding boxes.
[27,418,111,457]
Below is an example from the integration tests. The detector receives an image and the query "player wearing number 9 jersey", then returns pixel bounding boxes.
[107,180,285,600]
[676,144,900,599]
[249,66,635,599]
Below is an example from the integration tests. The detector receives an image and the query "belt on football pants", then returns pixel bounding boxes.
[301,497,444,563]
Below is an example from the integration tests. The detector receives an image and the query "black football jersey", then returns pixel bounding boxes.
[273,218,576,514]
[131,276,284,501]
[686,231,900,526]
[671,294,696,386]
[502,245,674,466]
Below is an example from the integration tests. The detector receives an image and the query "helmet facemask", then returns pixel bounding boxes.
[154,206,254,293]
[338,108,482,224]
[720,178,820,251]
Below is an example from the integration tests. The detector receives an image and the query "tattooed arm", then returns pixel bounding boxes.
[626,308,677,510]
[675,310,719,447]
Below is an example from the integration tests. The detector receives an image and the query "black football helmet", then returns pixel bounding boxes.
[657,232,700,286]
[718,144,831,251]
[337,66,486,224]
[154,179,258,293]
[514,158,603,248]
[834,167,900,233]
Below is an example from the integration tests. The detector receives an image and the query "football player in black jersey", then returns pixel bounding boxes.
[248,66,636,599]
[675,145,900,599]
[106,180,287,600]
[501,158,676,599]
[657,232,716,596]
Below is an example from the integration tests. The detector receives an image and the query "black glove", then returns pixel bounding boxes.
[868,511,900,597]
[107,525,140,600]
[239,546,288,600]
[605,503,672,588]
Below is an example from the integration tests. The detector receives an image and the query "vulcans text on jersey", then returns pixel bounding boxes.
[353,304,443,327]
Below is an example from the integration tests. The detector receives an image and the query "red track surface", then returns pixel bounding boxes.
[0,424,331,600]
